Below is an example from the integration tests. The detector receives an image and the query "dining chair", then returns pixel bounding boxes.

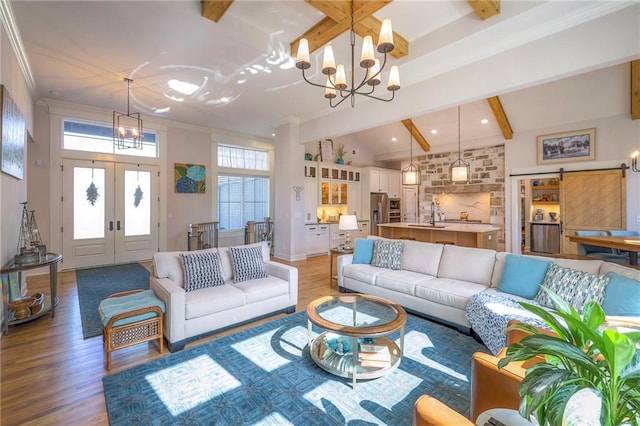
[607,230,640,263]
[575,230,630,264]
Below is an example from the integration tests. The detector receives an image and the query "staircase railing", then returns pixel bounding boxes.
[187,221,219,251]
[245,217,274,255]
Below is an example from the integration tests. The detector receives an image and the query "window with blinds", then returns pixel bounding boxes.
[218,176,269,230]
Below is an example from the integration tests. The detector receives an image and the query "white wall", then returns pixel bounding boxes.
[1,22,35,325]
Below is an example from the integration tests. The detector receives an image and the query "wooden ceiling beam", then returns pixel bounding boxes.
[201,0,234,23]
[291,0,408,59]
[467,0,500,20]
[401,119,430,152]
[632,60,640,120]
[487,96,513,140]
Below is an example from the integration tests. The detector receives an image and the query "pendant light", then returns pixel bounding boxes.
[450,105,469,183]
[113,78,143,150]
[402,118,421,185]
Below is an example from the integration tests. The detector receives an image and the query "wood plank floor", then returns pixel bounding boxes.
[0,255,338,425]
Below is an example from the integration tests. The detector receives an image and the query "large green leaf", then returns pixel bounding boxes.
[602,329,636,380]
[582,301,606,330]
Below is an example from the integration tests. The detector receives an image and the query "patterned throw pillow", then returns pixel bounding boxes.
[371,240,404,270]
[179,251,225,292]
[535,263,609,312]
[230,246,269,283]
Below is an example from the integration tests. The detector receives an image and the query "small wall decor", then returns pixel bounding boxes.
[537,128,596,164]
[292,185,304,201]
[175,163,206,193]
[1,85,26,180]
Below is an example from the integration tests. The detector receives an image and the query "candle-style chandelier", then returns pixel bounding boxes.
[295,0,400,108]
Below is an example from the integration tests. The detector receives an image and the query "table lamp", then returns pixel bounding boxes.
[339,215,359,250]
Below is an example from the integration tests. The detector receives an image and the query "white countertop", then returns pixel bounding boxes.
[378,222,500,234]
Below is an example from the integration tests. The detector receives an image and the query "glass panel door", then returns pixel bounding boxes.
[114,164,158,263]
[62,159,115,269]
[62,159,158,269]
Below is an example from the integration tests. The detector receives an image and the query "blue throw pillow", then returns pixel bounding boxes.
[352,238,374,264]
[497,254,551,299]
[603,272,640,316]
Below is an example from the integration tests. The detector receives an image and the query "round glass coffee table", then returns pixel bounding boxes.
[306,294,407,388]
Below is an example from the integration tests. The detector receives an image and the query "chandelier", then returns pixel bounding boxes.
[295,0,400,108]
[113,78,143,150]
[450,105,470,183]
[402,118,421,185]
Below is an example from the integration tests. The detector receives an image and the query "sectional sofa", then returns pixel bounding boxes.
[150,241,298,351]
[337,236,640,354]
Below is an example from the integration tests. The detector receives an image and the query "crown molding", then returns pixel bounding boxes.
[0,0,35,94]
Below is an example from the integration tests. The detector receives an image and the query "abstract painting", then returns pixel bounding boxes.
[1,85,26,179]
[175,163,206,193]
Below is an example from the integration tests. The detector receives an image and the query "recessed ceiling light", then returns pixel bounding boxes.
[271,133,275,137]
[168,79,199,95]
[220,97,230,103]
[431,129,438,134]
[481,118,489,124]
[237,79,247,84]
[391,137,397,142]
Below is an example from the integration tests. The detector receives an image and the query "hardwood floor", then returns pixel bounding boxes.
[0,255,338,425]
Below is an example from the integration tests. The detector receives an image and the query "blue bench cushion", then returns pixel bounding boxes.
[99,290,165,328]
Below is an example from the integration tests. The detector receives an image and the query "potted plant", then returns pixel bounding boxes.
[336,143,347,164]
[499,290,640,426]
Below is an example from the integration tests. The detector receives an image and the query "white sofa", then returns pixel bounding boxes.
[337,236,640,354]
[151,242,298,351]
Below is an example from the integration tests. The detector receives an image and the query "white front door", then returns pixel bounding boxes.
[62,159,158,269]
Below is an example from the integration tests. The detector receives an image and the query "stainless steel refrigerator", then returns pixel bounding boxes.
[531,222,561,253]
[370,193,389,235]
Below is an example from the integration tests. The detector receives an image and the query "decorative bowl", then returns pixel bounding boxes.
[9,297,35,320]
[29,292,45,314]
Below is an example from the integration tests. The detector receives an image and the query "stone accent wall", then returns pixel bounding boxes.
[416,144,506,250]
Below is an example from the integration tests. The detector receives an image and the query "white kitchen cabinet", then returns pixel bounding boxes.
[304,178,318,223]
[369,170,389,193]
[387,172,401,198]
[329,223,347,248]
[353,221,369,239]
[306,224,329,256]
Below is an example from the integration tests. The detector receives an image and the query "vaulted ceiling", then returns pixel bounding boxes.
[7,1,640,160]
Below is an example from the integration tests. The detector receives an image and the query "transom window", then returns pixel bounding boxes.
[63,119,158,158]
[217,145,268,171]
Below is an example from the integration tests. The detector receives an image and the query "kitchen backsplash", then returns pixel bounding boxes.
[433,193,491,222]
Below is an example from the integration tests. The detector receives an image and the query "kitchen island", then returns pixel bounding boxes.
[377,222,500,250]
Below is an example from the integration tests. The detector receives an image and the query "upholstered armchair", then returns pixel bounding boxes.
[414,321,552,426]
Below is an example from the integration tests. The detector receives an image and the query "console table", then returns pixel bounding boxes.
[1,252,62,334]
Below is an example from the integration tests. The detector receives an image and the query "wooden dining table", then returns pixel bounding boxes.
[568,234,640,265]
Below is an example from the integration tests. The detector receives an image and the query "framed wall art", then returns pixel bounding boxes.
[537,128,596,164]
[174,163,206,193]
[1,85,26,179]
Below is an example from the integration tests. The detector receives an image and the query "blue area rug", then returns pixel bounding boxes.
[103,311,487,425]
[76,263,150,339]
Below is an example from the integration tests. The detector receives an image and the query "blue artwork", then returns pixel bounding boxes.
[175,163,206,193]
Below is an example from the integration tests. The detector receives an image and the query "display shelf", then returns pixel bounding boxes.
[1,252,62,335]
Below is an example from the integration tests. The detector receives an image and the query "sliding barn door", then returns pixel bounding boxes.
[561,169,626,254]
